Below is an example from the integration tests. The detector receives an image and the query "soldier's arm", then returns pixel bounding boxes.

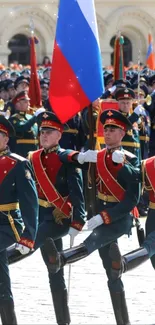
[66,165,86,230]
[15,160,39,248]
[128,112,139,124]
[9,115,37,133]
[100,165,141,224]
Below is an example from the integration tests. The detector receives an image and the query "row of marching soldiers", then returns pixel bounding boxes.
[0,62,155,325]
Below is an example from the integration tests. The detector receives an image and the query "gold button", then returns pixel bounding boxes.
[11,161,15,164]
[4,170,7,173]
[45,156,48,159]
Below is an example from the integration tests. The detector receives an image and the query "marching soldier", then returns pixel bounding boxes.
[0,115,38,324]
[9,91,45,157]
[41,109,140,325]
[109,151,155,277]
[8,111,86,325]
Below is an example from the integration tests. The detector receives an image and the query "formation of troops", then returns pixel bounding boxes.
[1,62,155,325]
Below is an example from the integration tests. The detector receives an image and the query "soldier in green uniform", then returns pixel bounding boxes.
[9,91,45,157]
[115,87,143,163]
[8,111,86,325]
[0,115,38,324]
[42,109,141,325]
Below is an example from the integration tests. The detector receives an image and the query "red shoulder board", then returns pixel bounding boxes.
[0,156,17,184]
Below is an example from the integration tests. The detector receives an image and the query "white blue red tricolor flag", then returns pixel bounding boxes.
[49,0,104,123]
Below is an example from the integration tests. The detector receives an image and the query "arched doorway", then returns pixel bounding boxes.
[110,36,132,67]
[8,34,30,65]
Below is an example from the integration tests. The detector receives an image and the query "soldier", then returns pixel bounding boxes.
[14,75,30,94]
[9,91,45,157]
[8,111,86,325]
[0,115,38,324]
[115,87,143,163]
[109,151,155,277]
[42,109,141,325]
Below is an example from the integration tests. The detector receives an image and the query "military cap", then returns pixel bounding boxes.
[37,111,63,133]
[21,69,30,76]
[0,80,8,92]
[14,76,30,89]
[0,115,15,137]
[104,73,113,87]
[132,83,148,97]
[100,109,132,131]
[5,79,15,91]
[12,90,30,105]
[40,79,49,88]
[113,78,131,88]
[115,88,135,101]
[10,71,20,79]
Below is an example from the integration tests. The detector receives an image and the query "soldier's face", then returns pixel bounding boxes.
[16,82,29,93]
[0,133,8,151]
[40,129,61,149]
[104,126,125,147]
[118,99,133,113]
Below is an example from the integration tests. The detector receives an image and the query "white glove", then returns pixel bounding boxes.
[77,150,98,164]
[87,214,103,231]
[134,105,146,116]
[112,150,125,164]
[34,107,46,117]
[108,85,116,94]
[68,227,79,244]
[15,243,31,255]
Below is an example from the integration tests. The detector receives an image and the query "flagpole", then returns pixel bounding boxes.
[87,104,97,216]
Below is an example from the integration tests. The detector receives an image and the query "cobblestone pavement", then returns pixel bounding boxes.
[7,219,155,324]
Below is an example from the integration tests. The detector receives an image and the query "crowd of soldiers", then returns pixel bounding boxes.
[0,63,155,325]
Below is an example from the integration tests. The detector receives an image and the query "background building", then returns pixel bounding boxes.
[0,0,155,67]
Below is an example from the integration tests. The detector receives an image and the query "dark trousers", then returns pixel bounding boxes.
[0,225,22,305]
[41,238,70,324]
[84,215,132,255]
[34,218,70,250]
[98,243,124,293]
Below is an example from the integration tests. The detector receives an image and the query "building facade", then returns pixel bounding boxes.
[0,0,155,67]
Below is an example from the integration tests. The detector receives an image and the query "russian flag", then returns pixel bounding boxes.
[146,33,155,70]
[49,0,104,123]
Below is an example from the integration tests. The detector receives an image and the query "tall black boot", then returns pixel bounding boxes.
[51,289,70,325]
[110,291,130,325]
[0,300,17,325]
[44,238,88,273]
[109,242,149,279]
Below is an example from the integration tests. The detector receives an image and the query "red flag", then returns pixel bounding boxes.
[97,100,119,138]
[28,36,42,108]
[113,34,125,81]
[146,33,155,70]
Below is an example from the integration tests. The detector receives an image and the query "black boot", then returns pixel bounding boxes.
[7,244,32,265]
[52,289,70,325]
[110,291,130,325]
[0,300,17,325]
[109,242,149,279]
[44,238,88,273]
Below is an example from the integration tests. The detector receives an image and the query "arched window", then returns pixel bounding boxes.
[110,35,132,67]
[8,34,30,65]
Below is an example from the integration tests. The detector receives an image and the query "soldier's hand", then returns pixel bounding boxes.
[87,214,103,231]
[34,107,46,116]
[112,150,125,164]
[77,150,98,164]
[15,243,31,255]
[108,85,116,94]
[134,105,146,116]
